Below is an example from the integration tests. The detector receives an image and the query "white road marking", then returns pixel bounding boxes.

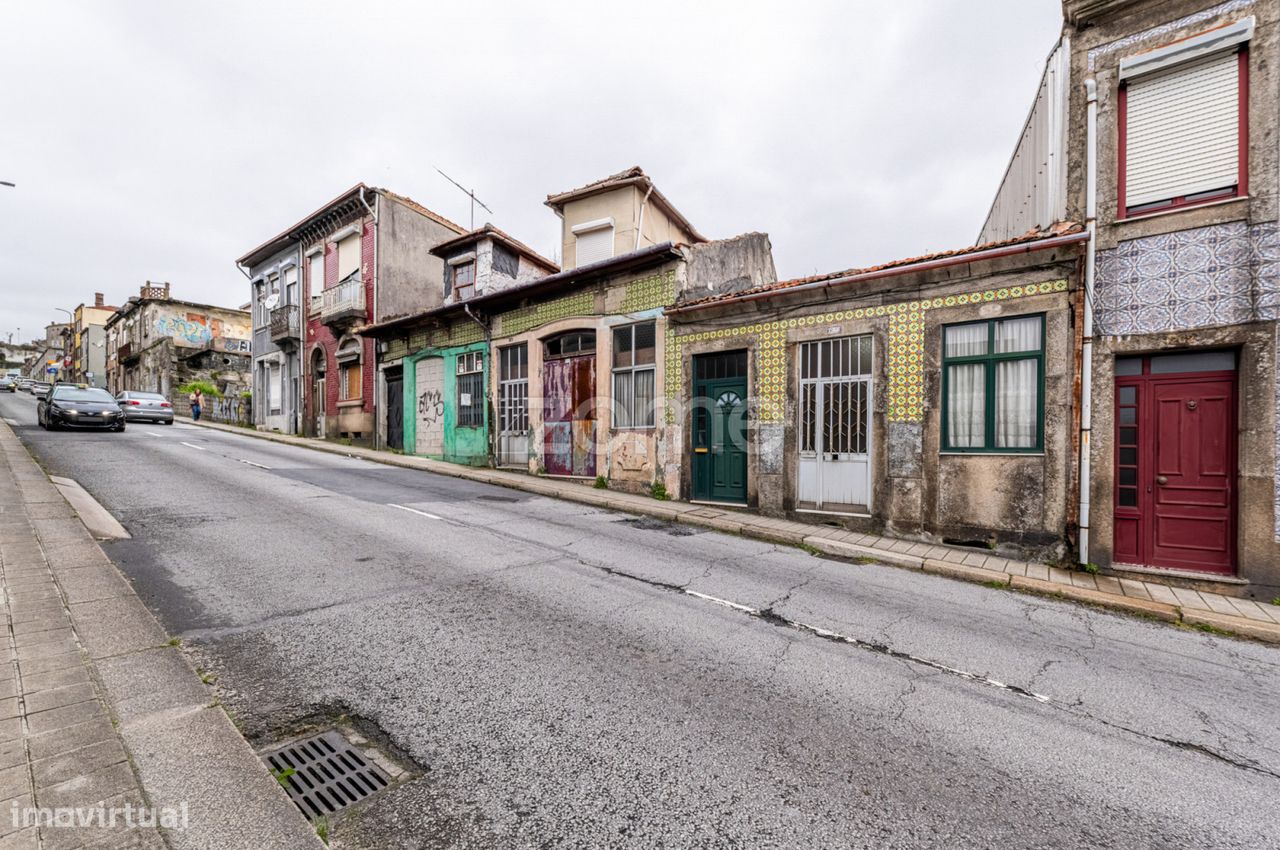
[387,503,442,520]
[238,459,272,470]
[146,431,165,437]
[180,442,207,451]
[2,419,18,426]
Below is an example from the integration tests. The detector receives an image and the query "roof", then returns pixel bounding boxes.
[361,242,681,337]
[670,222,1087,313]
[429,223,559,272]
[236,184,464,267]
[545,166,707,244]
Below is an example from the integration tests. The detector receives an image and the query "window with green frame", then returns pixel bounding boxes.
[941,314,1044,452]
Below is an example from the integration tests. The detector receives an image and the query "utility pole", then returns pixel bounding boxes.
[435,168,492,230]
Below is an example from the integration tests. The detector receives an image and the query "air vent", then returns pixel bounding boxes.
[263,730,391,821]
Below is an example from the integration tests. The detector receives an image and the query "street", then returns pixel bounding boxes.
[2,390,1278,850]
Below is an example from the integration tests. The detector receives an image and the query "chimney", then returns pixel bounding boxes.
[94,292,104,308]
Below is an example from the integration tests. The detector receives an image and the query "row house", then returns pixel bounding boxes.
[66,294,117,387]
[238,236,303,434]
[241,184,464,444]
[104,282,252,417]
[22,322,68,381]
[979,0,1280,598]
[361,168,777,491]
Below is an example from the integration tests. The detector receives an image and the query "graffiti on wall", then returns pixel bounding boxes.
[155,312,253,349]
[156,316,213,345]
[417,389,443,426]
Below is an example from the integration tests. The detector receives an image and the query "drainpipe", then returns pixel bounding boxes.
[359,187,380,445]
[1078,77,1098,566]
[635,185,654,251]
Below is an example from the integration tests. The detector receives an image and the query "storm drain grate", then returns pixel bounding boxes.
[263,731,391,821]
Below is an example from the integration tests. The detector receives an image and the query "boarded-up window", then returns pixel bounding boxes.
[1123,49,1244,213]
[337,232,361,281]
[575,226,613,266]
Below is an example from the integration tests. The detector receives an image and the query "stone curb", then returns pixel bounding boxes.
[181,419,1280,645]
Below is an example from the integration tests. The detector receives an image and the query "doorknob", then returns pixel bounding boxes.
[1156,475,1168,485]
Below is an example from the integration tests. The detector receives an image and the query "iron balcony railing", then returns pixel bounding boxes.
[269,304,300,343]
[320,278,365,324]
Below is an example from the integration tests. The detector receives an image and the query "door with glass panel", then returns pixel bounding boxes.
[498,344,529,467]
[798,336,872,513]
[942,315,1044,453]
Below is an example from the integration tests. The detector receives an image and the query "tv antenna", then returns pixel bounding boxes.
[435,168,492,230]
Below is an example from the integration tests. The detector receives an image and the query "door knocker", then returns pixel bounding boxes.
[1186,399,1198,411]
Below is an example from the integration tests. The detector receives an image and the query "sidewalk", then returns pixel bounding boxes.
[0,421,322,850]
[185,417,1280,645]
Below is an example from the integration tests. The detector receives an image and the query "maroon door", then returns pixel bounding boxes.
[543,354,596,477]
[1113,355,1236,574]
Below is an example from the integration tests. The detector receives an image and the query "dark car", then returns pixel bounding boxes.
[38,385,125,432]
[116,391,174,424]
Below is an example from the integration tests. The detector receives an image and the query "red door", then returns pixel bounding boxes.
[1113,356,1236,574]
[543,354,596,477]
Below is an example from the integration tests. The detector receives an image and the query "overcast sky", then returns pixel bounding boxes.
[1,0,1063,344]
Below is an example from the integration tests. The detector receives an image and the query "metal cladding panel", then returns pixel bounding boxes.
[977,38,1070,244]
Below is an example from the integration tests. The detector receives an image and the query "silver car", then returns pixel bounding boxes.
[116,391,175,424]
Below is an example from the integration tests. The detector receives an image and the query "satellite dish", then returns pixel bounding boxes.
[263,291,280,309]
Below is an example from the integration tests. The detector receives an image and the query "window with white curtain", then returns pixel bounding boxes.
[942,315,1044,452]
[612,322,656,429]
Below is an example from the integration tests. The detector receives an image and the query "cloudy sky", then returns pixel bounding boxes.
[1,0,1062,343]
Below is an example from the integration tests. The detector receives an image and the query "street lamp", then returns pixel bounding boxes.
[0,182,14,188]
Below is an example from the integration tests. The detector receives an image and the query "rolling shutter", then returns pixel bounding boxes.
[337,232,361,281]
[1125,50,1240,209]
[575,226,613,266]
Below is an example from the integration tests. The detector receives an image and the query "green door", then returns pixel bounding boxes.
[692,351,748,503]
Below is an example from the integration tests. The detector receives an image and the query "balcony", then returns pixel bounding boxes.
[319,278,366,327]
[117,342,137,363]
[269,304,301,346]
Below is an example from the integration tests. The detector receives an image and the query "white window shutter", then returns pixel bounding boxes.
[576,226,614,266]
[1125,50,1240,209]
[337,233,361,280]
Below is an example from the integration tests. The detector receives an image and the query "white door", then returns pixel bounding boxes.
[798,336,872,513]
[415,356,445,456]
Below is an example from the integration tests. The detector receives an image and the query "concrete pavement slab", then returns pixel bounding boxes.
[68,597,168,660]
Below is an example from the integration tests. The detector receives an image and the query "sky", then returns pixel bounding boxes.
[0,0,1064,345]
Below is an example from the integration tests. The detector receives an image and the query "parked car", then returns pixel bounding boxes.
[0,376,14,392]
[38,385,125,432]
[116,391,174,424]
[30,381,52,398]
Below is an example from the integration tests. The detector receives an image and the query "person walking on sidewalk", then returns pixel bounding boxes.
[189,388,204,421]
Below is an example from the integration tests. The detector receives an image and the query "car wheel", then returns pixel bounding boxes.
[164,420,174,425]
[114,422,126,433]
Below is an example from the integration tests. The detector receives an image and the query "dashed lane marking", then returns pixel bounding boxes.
[387,503,442,520]
[238,459,272,470]
[180,442,207,451]
[145,431,165,437]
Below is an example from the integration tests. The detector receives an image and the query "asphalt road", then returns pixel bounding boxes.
[3,390,1279,850]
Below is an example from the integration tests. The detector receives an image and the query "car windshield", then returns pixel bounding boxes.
[52,388,115,403]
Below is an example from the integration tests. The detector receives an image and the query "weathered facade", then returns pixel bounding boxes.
[666,228,1087,555]
[982,0,1280,597]
[69,294,116,387]
[238,238,303,434]
[104,282,252,416]
[363,169,777,488]
[262,184,465,445]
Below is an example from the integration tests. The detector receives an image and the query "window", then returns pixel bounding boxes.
[544,331,595,359]
[572,218,614,266]
[268,362,283,414]
[612,322,656,429]
[452,261,476,301]
[284,267,298,306]
[337,232,361,282]
[455,351,484,427]
[942,315,1044,452]
[1119,44,1247,217]
[308,252,325,308]
[337,338,361,401]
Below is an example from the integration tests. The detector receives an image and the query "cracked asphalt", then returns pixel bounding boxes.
[4,391,1279,849]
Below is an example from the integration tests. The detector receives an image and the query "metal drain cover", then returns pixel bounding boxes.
[263,730,391,820]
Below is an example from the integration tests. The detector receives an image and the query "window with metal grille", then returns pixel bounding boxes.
[798,337,872,455]
[1119,46,1247,217]
[456,350,484,427]
[942,314,1044,452]
[612,322,656,429]
[499,344,528,435]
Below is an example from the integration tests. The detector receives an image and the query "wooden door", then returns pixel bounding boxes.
[385,367,403,452]
[543,354,596,477]
[1113,353,1236,574]
[692,351,748,503]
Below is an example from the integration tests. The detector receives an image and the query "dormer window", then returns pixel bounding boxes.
[452,260,476,300]
[572,218,614,266]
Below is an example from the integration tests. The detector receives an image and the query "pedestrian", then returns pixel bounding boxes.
[190,388,203,421]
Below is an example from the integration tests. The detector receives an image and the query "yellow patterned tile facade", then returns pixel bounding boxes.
[667,280,1068,423]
